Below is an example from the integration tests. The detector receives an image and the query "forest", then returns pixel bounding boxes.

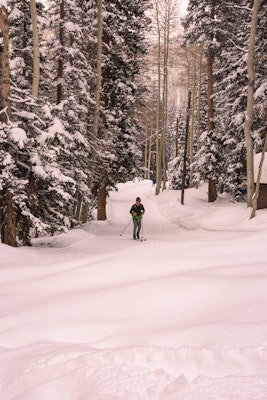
[0,0,266,247]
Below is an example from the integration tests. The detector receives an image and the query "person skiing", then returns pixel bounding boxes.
[130,197,145,240]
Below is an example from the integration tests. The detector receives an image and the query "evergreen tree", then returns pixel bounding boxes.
[44,0,94,223]
[182,0,224,201]
[0,0,93,245]
[90,0,150,219]
[213,1,252,199]
[1,0,151,245]
[182,1,267,201]
[213,1,267,200]
[167,107,190,189]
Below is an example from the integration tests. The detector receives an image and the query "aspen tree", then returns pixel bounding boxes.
[93,0,107,221]
[0,4,17,247]
[154,0,178,194]
[207,0,217,202]
[161,0,171,191]
[155,0,162,195]
[244,0,261,207]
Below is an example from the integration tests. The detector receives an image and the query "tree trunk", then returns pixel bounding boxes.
[208,177,217,203]
[175,116,178,157]
[1,188,17,247]
[144,112,148,178]
[181,91,191,205]
[97,186,107,220]
[244,0,260,207]
[148,129,153,178]
[155,1,162,195]
[206,0,217,202]
[56,2,64,105]
[161,1,170,191]
[0,5,11,123]
[0,6,17,247]
[30,0,40,98]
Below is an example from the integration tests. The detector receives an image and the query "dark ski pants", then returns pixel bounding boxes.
[133,218,141,238]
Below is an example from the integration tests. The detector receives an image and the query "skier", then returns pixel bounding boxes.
[130,197,145,240]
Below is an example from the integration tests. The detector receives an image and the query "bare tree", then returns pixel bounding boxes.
[161,0,171,191]
[244,0,261,207]
[153,0,178,194]
[155,0,162,195]
[207,0,217,202]
[0,5,17,247]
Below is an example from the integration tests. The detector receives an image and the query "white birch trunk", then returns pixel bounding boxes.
[155,0,162,195]
[161,1,170,191]
[244,0,261,207]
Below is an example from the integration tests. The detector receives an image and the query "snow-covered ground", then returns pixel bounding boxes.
[1,179,267,400]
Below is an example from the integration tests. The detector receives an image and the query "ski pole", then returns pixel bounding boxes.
[119,218,132,236]
[141,215,144,239]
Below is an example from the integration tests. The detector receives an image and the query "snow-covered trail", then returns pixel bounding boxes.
[1,180,267,399]
[107,179,180,239]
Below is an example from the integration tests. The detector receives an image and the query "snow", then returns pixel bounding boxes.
[1,179,267,400]
[9,127,28,149]
[254,152,267,184]
[0,0,7,8]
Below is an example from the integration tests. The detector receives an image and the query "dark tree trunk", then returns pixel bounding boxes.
[97,186,107,220]
[208,178,217,203]
[206,0,217,203]
[0,6,17,246]
[181,91,191,205]
[56,2,64,105]
[1,188,17,247]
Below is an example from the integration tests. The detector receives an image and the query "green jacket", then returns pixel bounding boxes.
[130,202,145,221]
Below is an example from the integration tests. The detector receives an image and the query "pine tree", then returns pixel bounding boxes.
[90,0,150,219]
[44,0,94,224]
[212,1,266,201]
[182,0,224,201]
[167,107,190,189]
[0,0,93,245]
[1,0,151,245]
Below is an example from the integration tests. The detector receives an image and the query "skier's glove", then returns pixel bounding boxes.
[132,212,137,216]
